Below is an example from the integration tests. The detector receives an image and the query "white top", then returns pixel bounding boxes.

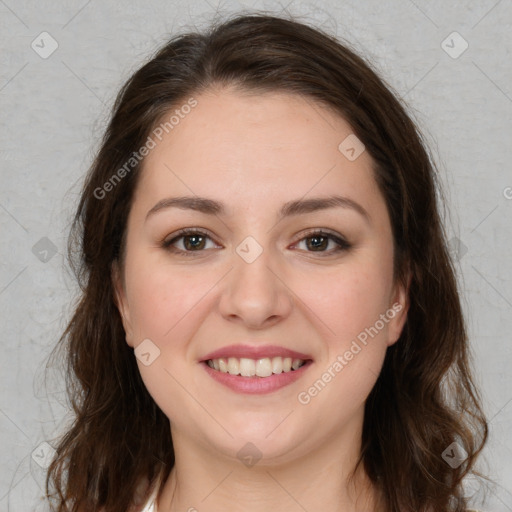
[141,500,156,512]
[140,483,159,512]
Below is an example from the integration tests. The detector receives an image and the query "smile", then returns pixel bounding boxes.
[206,356,307,377]
[202,358,313,394]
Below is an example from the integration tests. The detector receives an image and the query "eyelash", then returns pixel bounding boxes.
[161,227,351,257]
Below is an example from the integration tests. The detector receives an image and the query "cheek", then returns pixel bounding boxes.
[295,257,394,412]
[294,268,392,420]
[123,256,210,423]
[296,257,394,344]
[124,255,213,340]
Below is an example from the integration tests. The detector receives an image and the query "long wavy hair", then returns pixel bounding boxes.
[46,12,490,512]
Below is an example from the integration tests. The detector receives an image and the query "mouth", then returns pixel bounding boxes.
[199,345,314,394]
[204,356,309,377]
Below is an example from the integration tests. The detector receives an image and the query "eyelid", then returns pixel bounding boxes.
[291,227,349,244]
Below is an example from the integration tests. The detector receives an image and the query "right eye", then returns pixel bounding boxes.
[161,228,221,256]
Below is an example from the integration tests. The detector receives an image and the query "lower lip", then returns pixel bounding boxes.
[201,361,313,394]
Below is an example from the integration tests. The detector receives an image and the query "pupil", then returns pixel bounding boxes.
[308,236,327,251]
[185,235,204,250]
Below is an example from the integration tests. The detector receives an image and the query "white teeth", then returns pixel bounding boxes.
[239,358,256,377]
[271,356,283,374]
[207,356,306,377]
[227,357,239,375]
[292,358,302,370]
[256,358,272,377]
[218,358,228,372]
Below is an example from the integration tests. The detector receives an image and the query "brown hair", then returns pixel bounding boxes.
[46,12,490,512]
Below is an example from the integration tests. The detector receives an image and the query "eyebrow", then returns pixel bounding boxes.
[145,194,371,224]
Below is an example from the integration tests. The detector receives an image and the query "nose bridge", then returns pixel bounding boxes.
[234,241,274,291]
[218,235,292,327]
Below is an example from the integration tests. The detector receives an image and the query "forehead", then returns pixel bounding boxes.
[132,88,382,218]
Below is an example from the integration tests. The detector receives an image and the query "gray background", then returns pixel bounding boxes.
[1,0,511,510]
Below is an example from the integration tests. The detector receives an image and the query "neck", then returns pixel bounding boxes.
[155,412,381,512]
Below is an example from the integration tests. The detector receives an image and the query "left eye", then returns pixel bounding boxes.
[293,231,350,253]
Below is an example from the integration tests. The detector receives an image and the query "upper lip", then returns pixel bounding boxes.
[201,344,313,362]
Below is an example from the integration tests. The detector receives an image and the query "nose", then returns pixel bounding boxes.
[217,244,293,329]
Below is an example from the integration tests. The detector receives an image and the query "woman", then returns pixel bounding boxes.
[46,12,490,512]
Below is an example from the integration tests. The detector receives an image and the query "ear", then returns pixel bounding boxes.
[386,270,411,347]
[111,261,135,348]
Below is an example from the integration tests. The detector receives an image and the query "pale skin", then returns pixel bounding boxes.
[113,87,410,512]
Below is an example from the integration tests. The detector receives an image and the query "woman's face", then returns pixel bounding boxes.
[113,87,409,465]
